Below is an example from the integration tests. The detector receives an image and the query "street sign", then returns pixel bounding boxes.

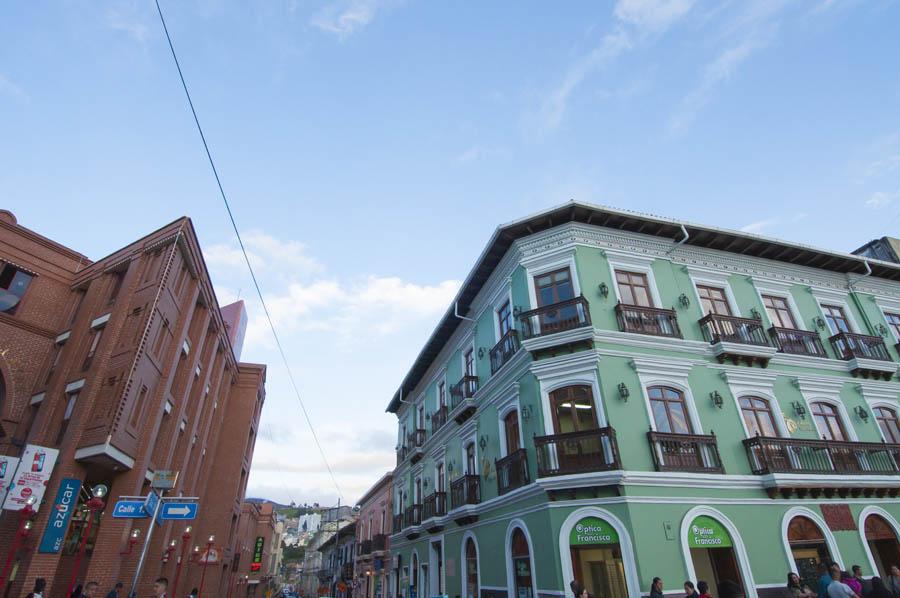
[160,502,198,520]
[113,500,148,519]
[143,490,160,517]
[151,470,178,490]
[38,478,82,553]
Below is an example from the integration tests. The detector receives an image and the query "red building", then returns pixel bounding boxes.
[0,210,266,598]
[354,473,392,598]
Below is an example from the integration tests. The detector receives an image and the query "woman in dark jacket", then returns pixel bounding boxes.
[651,578,665,598]
[869,577,894,598]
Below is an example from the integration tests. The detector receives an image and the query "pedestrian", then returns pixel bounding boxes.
[154,577,169,598]
[828,564,860,598]
[188,588,198,598]
[820,562,836,598]
[788,572,816,598]
[107,582,125,598]
[84,582,101,598]
[697,581,712,598]
[684,581,699,598]
[26,578,46,598]
[870,578,894,598]
[853,567,871,598]
[717,580,744,598]
[889,566,900,598]
[570,580,584,598]
[651,578,664,598]
[73,583,84,598]
[844,571,863,596]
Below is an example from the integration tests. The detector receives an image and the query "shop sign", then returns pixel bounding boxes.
[37,477,82,553]
[688,516,732,548]
[2,444,59,512]
[253,536,265,563]
[569,517,619,545]
[0,455,20,506]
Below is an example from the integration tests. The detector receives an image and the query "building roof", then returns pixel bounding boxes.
[386,200,900,413]
[354,472,393,507]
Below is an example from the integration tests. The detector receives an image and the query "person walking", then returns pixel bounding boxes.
[852,567,871,598]
[651,578,665,598]
[107,582,125,598]
[870,578,894,598]
[26,578,46,598]
[84,582,101,598]
[153,577,169,598]
[788,572,816,598]
[843,571,863,596]
[684,581,699,598]
[697,581,712,598]
[820,562,836,598]
[827,564,860,598]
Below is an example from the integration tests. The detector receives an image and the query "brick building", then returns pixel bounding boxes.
[354,473,392,598]
[232,501,284,597]
[0,210,266,598]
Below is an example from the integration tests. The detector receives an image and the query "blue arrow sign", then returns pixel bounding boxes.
[112,500,148,519]
[160,502,198,521]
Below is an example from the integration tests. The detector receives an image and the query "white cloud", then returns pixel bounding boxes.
[205,230,324,276]
[865,154,900,179]
[614,0,697,32]
[107,10,151,43]
[866,191,898,210]
[311,0,393,38]
[669,35,765,132]
[0,73,26,101]
[740,217,779,234]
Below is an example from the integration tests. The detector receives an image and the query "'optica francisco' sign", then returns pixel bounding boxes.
[569,517,619,545]
[688,516,732,548]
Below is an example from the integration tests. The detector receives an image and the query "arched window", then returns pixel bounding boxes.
[550,385,598,434]
[787,516,832,589]
[875,407,900,444]
[465,538,479,598]
[511,528,533,598]
[811,402,846,441]
[740,396,779,437]
[865,514,900,578]
[648,386,692,434]
[503,410,521,454]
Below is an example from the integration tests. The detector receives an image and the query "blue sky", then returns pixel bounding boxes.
[3,0,900,504]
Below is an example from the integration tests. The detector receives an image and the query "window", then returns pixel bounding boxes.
[107,271,125,305]
[417,405,425,430]
[436,462,445,493]
[56,391,79,445]
[465,442,476,475]
[504,410,521,454]
[739,396,779,437]
[128,385,148,429]
[697,285,731,316]
[45,342,65,385]
[464,348,475,377]
[549,385,597,434]
[885,313,900,340]
[875,406,900,444]
[0,264,33,315]
[511,529,533,598]
[82,327,104,370]
[648,386,692,434]
[437,381,446,408]
[615,270,652,307]
[811,402,847,441]
[68,291,85,326]
[763,295,797,329]
[465,538,479,598]
[415,478,422,504]
[822,305,850,334]
[497,301,512,338]
[535,268,574,307]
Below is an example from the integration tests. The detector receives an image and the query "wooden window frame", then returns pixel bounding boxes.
[874,406,900,444]
[762,294,797,329]
[810,401,848,441]
[533,267,574,307]
[614,269,654,308]
[697,285,732,316]
[549,385,598,434]
[647,385,694,434]
[739,396,780,438]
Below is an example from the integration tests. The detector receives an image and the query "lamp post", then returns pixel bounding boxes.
[163,540,177,565]
[0,495,37,588]
[67,484,108,598]
[172,526,192,598]
[198,534,215,598]
[121,528,141,555]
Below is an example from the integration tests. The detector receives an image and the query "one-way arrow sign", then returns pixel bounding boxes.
[160,502,198,520]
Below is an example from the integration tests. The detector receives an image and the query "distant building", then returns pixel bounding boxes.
[355,473,393,598]
[854,236,900,263]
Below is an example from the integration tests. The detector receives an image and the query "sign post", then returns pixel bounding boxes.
[129,487,164,598]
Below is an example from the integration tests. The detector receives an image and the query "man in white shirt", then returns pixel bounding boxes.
[826,564,859,598]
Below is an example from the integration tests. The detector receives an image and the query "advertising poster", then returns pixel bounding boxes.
[37,477,82,553]
[1,444,60,512]
[0,455,20,506]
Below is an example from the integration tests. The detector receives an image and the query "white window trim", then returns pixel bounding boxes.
[867,401,900,443]
[804,396,859,442]
[532,352,606,436]
[461,431,478,476]
[497,392,523,458]
[754,285,807,331]
[858,506,900,576]
[492,288,514,343]
[688,269,740,317]
[91,313,111,329]
[721,370,789,438]
[874,298,900,343]
[812,292,862,335]
[607,253,663,308]
[632,357,703,434]
[461,341,477,379]
[433,458,446,494]
[460,531,482,598]
[504,519,538,598]
[781,507,843,576]
[681,507,758,598]
[524,250,581,311]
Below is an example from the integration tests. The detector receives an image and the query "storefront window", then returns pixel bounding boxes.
[465,539,479,598]
[787,516,831,591]
[511,528,533,598]
[687,516,744,598]
[569,517,628,598]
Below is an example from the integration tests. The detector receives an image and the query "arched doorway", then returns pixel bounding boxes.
[410,552,419,598]
[788,516,832,590]
[687,516,745,598]
[464,537,479,598]
[511,528,533,598]
[569,516,629,598]
[865,515,900,578]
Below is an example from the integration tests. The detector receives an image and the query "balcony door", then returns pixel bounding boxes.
[875,406,900,444]
[550,385,604,471]
[465,442,476,476]
[534,268,576,333]
[762,295,797,329]
[615,270,653,307]
[649,386,707,470]
[740,396,790,471]
[811,402,856,471]
[504,411,521,454]
[697,285,731,316]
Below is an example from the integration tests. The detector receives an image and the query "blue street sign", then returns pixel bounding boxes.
[113,500,148,519]
[143,489,160,517]
[38,478,82,553]
[160,502,198,520]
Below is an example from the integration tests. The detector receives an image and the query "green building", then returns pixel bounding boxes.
[385,202,900,598]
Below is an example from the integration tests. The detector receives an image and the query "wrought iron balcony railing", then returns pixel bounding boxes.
[648,431,724,474]
[615,303,681,338]
[829,331,892,361]
[769,327,827,357]
[404,504,422,528]
[450,375,479,403]
[743,436,900,475]
[699,313,769,346]
[423,491,447,520]
[518,296,591,340]
[372,533,388,552]
[490,329,520,374]
[496,448,530,494]
[431,405,449,432]
[392,513,404,532]
[535,428,621,477]
[450,475,480,509]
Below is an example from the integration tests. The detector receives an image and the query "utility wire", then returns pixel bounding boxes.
[153,0,344,503]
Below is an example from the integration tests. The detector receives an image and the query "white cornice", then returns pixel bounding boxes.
[629,355,694,380]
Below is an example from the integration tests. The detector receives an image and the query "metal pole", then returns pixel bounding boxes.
[67,504,98,598]
[130,491,164,598]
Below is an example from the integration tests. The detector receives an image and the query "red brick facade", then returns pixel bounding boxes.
[0,210,266,598]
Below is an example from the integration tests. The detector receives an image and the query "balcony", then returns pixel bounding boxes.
[769,327,827,358]
[699,313,776,367]
[518,296,593,354]
[535,428,621,477]
[449,375,478,424]
[648,431,724,474]
[403,504,422,539]
[496,448,530,495]
[744,436,900,498]
[396,445,408,466]
[431,405,449,433]
[358,540,372,556]
[392,513,404,532]
[341,563,353,580]
[829,332,896,380]
[422,491,447,532]
[371,533,388,553]
[407,429,426,464]
[450,474,480,506]
[490,329,520,374]
[615,303,681,338]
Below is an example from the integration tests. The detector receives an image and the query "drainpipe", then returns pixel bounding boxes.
[454,301,477,322]
[847,259,876,333]
[666,224,690,255]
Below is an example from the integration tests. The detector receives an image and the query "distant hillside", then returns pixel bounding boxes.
[244,497,292,509]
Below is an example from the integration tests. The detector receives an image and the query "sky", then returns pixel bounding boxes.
[2,0,900,506]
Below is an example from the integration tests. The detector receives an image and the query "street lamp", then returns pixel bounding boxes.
[67,484,108,598]
[198,534,215,598]
[0,495,37,588]
[163,539,177,564]
[121,528,142,555]
[172,526,193,598]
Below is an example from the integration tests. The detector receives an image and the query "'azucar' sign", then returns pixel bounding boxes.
[688,516,733,548]
[569,517,619,545]
[38,477,82,553]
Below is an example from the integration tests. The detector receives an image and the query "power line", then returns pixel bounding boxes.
[153,0,344,503]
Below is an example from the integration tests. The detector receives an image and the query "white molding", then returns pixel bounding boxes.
[531,351,605,436]
[593,329,709,352]
[557,507,641,598]
[781,507,843,573]
[55,330,71,343]
[607,252,664,308]
[687,267,741,317]
[504,519,538,598]
[857,506,900,576]
[631,356,702,433]
[523,249,581,313]
[30,393,44,405]
[65,378,85,393]
[521,326,594,353]
[753,281,807,331]
[497,387,522,458]
[460,531,482,598]
[719,369,789,438]
[680,506,758,598]
[91,313,111,328]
